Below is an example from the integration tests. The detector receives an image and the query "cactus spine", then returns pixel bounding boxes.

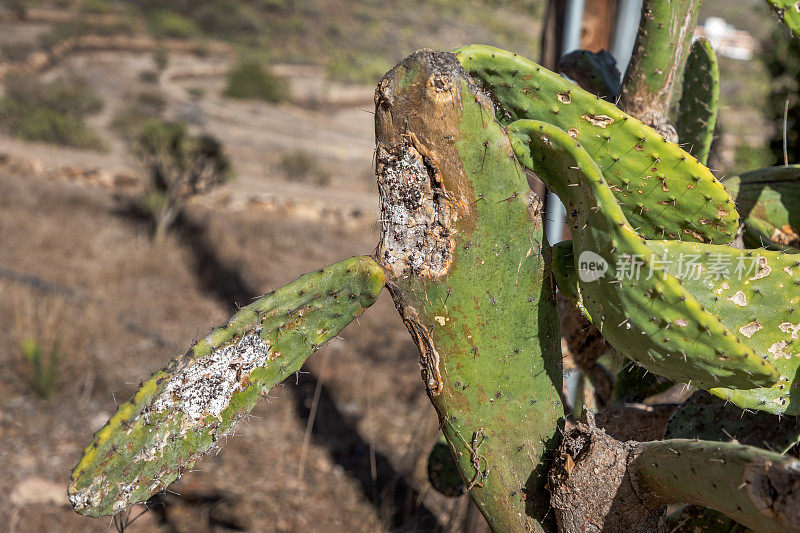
[68,256,384,517]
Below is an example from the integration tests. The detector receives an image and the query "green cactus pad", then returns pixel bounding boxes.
[508,119,780,391]
[665,391,800,452]
[675,38,719,165]
[641,239,800,413]
[633,439,800,532]
[68,256,385,518]
[723,165,800,251]
[548,234,800,413]
[455,44,738,244]
[766,0,800,39]
[376,50,562,531]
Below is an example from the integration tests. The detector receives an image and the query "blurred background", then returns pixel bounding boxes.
[0,0,794,531]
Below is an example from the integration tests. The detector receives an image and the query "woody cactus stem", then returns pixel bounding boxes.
[550,413,800,532]
[375,50,563,531]
[617,0,703,141]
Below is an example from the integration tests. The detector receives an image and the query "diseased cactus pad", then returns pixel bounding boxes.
[68,256,384,517]
[509,119,780,391]
[455,44,738,244]
[645,240,800,413]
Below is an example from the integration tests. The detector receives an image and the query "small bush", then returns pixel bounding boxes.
[135,119,232,240]
[0,75,106,150]
[139,70,160,83]
[111,90,167,140]
[148,10,198,39]
[279,150,331,186]
[326,51,391,84]
[21,339,58,400]
[153,45,170,71]
[0,42,36,62]
[225,61,288,103]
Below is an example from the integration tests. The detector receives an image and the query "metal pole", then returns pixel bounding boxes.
[545,0,584,245]
[610,0,643,80]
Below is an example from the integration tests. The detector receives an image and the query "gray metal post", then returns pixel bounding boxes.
[545,0,584,245]
[610,0,644,80]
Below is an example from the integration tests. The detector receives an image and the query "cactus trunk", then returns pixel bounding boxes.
[550,413,800,532]
[375,50,563,532]
[618,0,703,141]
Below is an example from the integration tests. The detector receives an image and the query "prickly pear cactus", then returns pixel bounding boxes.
[455,45,739,244]
[509,119,780,391]
[676,38,720,165]
[723,165,800,251]
[766,0,800,39]
[617,0,702,140]
[68,256,384,517]
[632,439,800,532]
[643,239,800,413]
[375,50,563,532]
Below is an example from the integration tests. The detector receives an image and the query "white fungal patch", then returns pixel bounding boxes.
[715,281,729,295]
[749,256,772,280]
[151,330,271,422]
[674,319,689,327]
[582,114,614,128]
[739,321,763,338]
[785,266,794,276]
[728,291,747,307]
[779,322,800,340]
[377,143,454,279]
[769,340,791,360]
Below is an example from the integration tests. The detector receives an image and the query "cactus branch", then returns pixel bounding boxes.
[68,256,384,517]
[675,38,720,165]
[618,0,703,141]
[550,412,800,532]
[375,50,563,532]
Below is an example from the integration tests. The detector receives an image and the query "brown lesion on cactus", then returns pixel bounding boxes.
[375,140,455,279]
[375,49,481,283]
[401,307,444,397]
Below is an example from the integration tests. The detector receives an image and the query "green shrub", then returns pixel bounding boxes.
[279,150,331,186]
[0,76,106,150]
[225,60,288,102]
[135,119,232,240]
[326,51,391,84]
[111,90,167,140]
[21,339,58,400]
[148,10,198,39]
[153,45,170,71]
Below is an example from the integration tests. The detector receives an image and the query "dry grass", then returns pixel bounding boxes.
[0,168,467,532]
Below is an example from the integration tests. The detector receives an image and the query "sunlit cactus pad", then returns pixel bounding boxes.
[68,256,384,517]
